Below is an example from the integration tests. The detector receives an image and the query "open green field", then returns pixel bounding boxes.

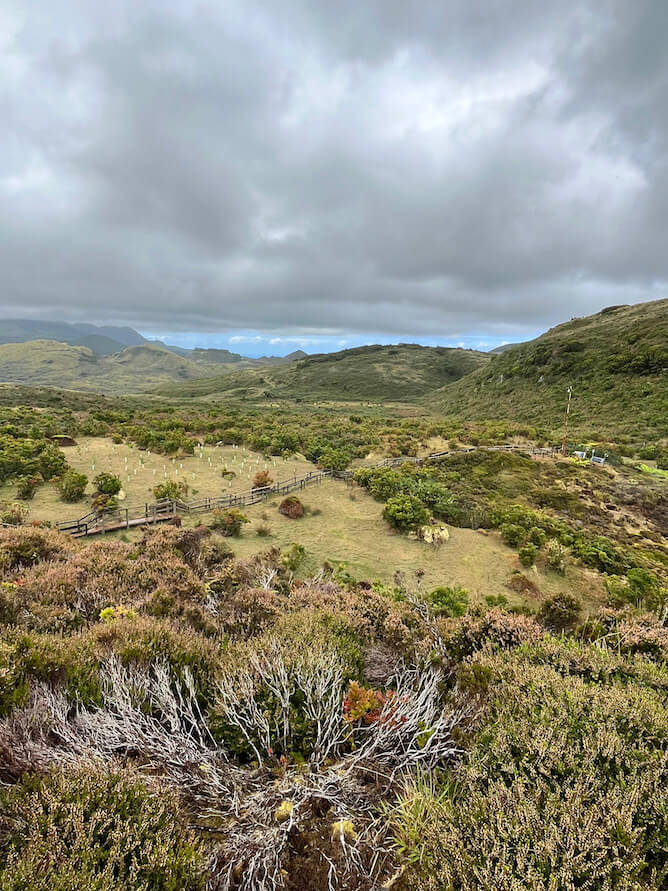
[231,480,606,607]
[89,476,606,611]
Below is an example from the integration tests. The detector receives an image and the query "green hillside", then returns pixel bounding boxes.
[0,340,310,394]
[429,299,668,439]
[0,341,238,394]
[156,343,490,402]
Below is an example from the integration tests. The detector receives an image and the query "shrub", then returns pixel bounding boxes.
[343,680,391,724]
[210,507,249,537]
[383,495,430,531]
[0,502,29,527]
[500,523,524,548]
[92,493,118,513]
[153,479,188,501]
[59,470,88,502]
[317,448,351,471]
[428,586,469,617]
[252,470,273,490]
[281,543,307,572]
[94,472,122,496]
[278,496,305,519]
[444,608,542,661]
[538,593,582,631]
[0,768,205,890]
[256,522,272,537]
[0,527,69,573]
[404,640,668,891]
[16,474,42,500]
[528,526,546,546]
[544,539,567,574]
[518,543,538,567]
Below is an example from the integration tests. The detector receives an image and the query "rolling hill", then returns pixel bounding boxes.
[0,340,307,394]
[428,299,668,439]
[156,343,491,402]
[0,341,231,393]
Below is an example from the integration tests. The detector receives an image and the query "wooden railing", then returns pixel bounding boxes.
[57,470,332,536]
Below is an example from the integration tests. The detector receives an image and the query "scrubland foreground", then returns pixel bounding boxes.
[0,519,666,890]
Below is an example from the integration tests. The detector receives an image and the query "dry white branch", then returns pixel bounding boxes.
[0,642,467,891]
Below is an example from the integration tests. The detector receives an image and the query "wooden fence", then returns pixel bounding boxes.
[56,444,558,537]
[56,469,331,537]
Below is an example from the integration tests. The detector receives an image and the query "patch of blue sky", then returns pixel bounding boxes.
[142,330,537,358]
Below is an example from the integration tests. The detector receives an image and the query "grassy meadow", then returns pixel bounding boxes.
[227,480,606,607]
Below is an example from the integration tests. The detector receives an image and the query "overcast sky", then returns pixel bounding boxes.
[2,0,667,353]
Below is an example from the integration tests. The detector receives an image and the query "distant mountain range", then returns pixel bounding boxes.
[0,320,309,364]
[0,320,148,355]
[0,326,309,394]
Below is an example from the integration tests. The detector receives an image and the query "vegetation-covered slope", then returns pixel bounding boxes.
[0,339,312,394]
[157,343,490,401]
[0,341,281,394]
[429,299,668,439]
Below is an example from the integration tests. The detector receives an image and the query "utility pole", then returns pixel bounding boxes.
[561,386,573,456]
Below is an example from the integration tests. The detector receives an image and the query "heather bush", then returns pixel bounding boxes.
[394,643,668,890]
[278,495,304,518]
[210,623,359,760]
[0,768,205,890]
[443,608,543,661]
[537,592,582,631]
[0,614,220,716]
[13,536,207,630]
[0,527,69,575]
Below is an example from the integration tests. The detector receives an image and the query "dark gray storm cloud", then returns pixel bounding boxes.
[1,0,667,338]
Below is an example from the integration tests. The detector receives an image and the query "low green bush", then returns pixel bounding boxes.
[210,507,250,536]
[59,470,88,503]
[428,586,469,617]
[383,494,430,531]
[94,472,122,496]
[518,543,538,567]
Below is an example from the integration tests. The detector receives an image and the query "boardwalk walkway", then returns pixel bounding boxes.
[56,444,557,537]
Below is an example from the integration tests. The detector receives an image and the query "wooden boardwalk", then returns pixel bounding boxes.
[56,444,558,538]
